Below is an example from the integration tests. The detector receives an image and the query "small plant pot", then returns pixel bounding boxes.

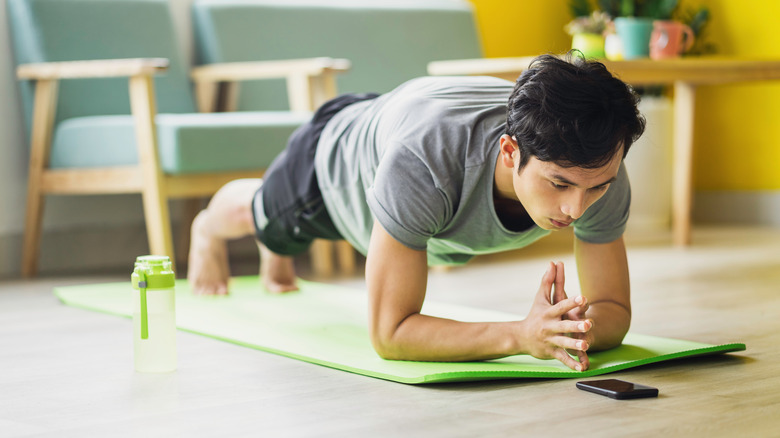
[571,32,606,59]
[614,17,654,59]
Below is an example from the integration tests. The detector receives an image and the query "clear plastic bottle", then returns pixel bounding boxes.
[131,255,177,373]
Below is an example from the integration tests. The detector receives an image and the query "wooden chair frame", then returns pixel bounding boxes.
[17,56,351,277]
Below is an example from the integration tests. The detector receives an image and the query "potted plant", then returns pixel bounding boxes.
[596,0,679,21]
[564,9,611,59]
[602,0,679,59]
[569,0,680,59]
[673,4,715,56]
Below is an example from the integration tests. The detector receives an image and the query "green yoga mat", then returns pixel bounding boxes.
[54,276,745,384]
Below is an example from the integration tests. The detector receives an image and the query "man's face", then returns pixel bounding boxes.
[504,136,623,231]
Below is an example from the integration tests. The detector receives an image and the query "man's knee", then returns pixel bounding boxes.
[204,178,262,237]
[220,178,262,200]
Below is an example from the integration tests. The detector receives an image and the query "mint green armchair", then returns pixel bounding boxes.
[7,0,348,276]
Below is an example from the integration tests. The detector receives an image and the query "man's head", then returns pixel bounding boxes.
[505,52,645,172]
[497,53,645,231]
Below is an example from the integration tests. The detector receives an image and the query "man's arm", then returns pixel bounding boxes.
[365,220,591,370]
[573,236,632,351]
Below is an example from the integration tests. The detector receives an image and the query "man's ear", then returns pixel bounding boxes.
[499,134,519,169]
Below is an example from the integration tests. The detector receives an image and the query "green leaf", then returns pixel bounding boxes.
[643,0,679,19]
[597,0,622,16]
[569,0,593,17]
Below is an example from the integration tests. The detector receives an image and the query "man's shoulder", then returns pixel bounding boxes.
[379,75,513,145]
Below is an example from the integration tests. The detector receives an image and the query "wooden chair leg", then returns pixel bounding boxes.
[129,74,175,270]
[336,240,356,275]
[21,79,59,278]
[287,70,342,277]
[21,185,45,278]
[310,239,334,277]
[141,191,175,261]
[177,198,207,274]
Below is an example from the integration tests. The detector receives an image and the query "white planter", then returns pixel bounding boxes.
[624,96,673,231]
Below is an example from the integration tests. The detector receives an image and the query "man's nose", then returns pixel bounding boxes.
[562,191,586,219]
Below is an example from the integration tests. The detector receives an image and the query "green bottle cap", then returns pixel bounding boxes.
[131,255,175,289]
[130,255,175,340]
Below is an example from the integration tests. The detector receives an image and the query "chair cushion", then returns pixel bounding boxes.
[50,112,311,174]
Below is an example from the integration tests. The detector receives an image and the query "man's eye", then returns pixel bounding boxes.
[551,182,568,190]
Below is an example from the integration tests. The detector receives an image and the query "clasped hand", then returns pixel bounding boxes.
[521,261,593,371]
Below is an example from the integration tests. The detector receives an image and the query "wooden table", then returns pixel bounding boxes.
[428,57,780,245]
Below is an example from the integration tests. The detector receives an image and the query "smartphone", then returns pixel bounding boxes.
[576,379,658,400]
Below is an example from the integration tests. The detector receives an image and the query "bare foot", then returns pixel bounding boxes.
[259,242,299,294]
[188,212,230,295]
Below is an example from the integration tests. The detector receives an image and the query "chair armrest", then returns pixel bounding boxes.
[17,58,169,80]
[190,57,351,83]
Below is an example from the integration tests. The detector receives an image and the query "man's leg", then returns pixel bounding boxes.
[187,178,297,295]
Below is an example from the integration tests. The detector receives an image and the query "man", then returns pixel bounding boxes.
[188,53,645,371]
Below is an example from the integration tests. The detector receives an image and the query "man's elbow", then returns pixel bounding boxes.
[591,334,627,352]
[591,320,630,351]
[369,326,407,361]
[589,300,631,351]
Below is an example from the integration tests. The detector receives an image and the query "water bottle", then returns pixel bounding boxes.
[130,255,177,373]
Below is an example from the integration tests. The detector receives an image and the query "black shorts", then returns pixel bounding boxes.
[252,92,379,256]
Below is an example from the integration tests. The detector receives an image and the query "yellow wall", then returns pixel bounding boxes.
[692,0,780,190]
[468,0,570,57]
[467,0,780,191]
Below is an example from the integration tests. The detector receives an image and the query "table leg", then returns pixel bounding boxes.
[672,82,696,246]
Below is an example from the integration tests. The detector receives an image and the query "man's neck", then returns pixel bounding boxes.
[493,155,534,231]
[493,154,516,201]
[493,196,534,232]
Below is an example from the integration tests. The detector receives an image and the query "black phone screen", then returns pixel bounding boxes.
[576,379,659,399]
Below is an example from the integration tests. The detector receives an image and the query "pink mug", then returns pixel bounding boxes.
[650,20,695,59]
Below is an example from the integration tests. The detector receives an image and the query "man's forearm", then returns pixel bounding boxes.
[371,282,593,369]
[367,224,591,369]
[374,313,523,362]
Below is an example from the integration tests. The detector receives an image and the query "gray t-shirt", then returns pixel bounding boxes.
[315,76,630,266]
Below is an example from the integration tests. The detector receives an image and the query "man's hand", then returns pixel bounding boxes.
[551,261,593,370]
[520,261,592,371]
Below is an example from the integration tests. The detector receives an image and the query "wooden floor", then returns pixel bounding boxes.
[2,226,779,437]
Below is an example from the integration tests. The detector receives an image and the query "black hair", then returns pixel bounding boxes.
[506,52,645,171]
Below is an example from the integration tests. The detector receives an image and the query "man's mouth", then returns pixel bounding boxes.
[550,218,572,228]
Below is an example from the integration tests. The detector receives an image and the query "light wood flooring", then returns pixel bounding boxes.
[1,226,779,437]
